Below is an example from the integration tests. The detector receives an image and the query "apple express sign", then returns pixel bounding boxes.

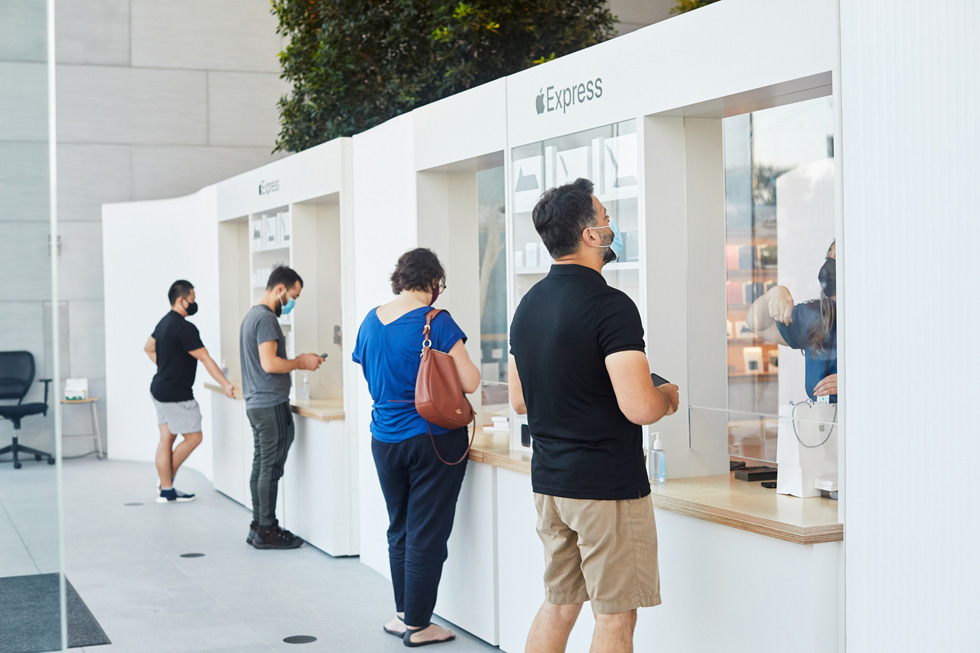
[536,78,603,115]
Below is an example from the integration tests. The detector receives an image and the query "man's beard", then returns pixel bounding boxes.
[601,231,617,264]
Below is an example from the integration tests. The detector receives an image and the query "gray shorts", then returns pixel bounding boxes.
[153,397,203,435]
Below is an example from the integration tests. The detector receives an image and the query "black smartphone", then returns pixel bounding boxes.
[320,353,329,359]
[650,372,670,387]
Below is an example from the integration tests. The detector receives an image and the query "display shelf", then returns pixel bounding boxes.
[597,186,639,203]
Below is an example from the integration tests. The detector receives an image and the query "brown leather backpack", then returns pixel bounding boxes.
[415,309,476,465]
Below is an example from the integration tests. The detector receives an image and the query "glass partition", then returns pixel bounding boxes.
[511,119,640,308]
[690,96,837,466]
[0,1,66,650]
[477,166,509,413]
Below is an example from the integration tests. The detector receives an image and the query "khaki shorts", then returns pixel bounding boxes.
[153,397,203,435]
[534,492,661,614]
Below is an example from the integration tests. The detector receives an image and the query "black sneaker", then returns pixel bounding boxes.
[156,488,195,503]
[246,521,258,545]
[251,524,303,549]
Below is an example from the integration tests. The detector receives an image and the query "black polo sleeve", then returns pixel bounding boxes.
[596,291,645,358]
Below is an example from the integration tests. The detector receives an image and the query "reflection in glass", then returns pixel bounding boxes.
[510,119,640,309]
[477,166,509,413]
[694,96,837,466]
[0,3,66,649]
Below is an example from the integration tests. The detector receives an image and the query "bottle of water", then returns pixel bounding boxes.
[300,374,311,401]
[652,433,666,484]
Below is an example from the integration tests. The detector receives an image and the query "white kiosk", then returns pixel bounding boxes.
[104,1,843,650]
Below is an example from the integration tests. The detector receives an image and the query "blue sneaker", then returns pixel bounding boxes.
[157,488,195,503]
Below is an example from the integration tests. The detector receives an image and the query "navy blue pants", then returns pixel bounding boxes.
[371,428,469,628]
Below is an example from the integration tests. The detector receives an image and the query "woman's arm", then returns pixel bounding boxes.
[746,286,791,346]
[447,339,481,394]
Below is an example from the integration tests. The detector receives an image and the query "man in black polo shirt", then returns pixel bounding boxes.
[509,178,679,652]
[144,280,236,503]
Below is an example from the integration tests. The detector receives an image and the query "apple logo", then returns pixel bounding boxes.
[535,89,545,115]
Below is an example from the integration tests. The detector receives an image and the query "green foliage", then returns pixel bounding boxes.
[670,0,722,16]
[271,0,617,153]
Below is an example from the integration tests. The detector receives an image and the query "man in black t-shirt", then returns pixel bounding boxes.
[144,280,236,503]
[509,178,679,651]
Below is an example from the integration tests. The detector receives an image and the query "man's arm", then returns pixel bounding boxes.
[189,347,237,398]
[144,336,157,365]
[605,351,679,425]
[508,355,526,415]
[746,287,791,346]
[258,340,322,374]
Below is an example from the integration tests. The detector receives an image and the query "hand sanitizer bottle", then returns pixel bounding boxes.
[300,374,311,401]
[652,433,666,484]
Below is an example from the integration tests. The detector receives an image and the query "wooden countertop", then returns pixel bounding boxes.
[467,430,842,546]
[204,381,344,422]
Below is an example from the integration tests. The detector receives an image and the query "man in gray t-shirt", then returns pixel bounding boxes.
[240,305,291,408]
[239,266,323,550]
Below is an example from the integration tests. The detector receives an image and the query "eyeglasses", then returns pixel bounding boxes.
[436,281,447,292]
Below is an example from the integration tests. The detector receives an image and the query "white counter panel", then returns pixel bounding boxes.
[434,461,498,645]
[282,416,354,556]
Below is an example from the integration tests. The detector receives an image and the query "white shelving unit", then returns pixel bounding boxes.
[209,138,357,556]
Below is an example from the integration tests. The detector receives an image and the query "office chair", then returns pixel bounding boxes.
[0,351,55,469]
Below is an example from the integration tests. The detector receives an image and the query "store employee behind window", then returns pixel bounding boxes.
[746,241,838,402]
[144,280,237,503]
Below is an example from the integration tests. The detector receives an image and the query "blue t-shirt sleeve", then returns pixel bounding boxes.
[775,303,816,350]
[433,311,466,353]
[351,311,372,365]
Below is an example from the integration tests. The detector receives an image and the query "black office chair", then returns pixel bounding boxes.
[0,351,55,469]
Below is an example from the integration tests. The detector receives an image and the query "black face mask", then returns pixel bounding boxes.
[184,300,198,316]
[818,258,836,298]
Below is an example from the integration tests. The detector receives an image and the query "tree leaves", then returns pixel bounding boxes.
[271,0,616,153]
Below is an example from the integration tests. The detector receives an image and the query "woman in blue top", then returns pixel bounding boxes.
[748,241,837,402]
[352,248,480,647]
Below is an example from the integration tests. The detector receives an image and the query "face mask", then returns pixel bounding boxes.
[818,258,836,298]
[279,292,295,315]
[184,300,198,316]
[429,285,440,306]
[589,217,625,263]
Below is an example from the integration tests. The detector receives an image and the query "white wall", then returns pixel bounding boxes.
[840,2,980,650]
[101,187,219,478]
[0,2,57,455]
[46,0,287,454]
[352,114,420,577]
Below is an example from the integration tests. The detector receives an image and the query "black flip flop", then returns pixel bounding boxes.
[383,615,405,638]
[403,624,456,648]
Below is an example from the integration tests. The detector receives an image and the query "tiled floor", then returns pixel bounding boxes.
[0,458,499,652]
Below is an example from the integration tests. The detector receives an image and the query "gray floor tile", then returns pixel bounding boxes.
[0,458,498,652]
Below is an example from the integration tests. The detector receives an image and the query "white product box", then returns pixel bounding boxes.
[65,378,88,401]
[278,211,291,244]
[525,242,539,268]
[538,242,552,266]
[263,214,278,248]
[514,251,524,269]
[251,217,263,250]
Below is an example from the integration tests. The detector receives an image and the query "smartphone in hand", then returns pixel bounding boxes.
[650,372,670,387]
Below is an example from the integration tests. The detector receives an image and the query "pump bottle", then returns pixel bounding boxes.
[652,432,666,484]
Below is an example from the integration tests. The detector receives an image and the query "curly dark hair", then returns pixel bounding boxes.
[390,248,445,295]
[532,178,597,259]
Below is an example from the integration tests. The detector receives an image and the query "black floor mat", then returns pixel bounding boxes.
[0,573,111,652]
